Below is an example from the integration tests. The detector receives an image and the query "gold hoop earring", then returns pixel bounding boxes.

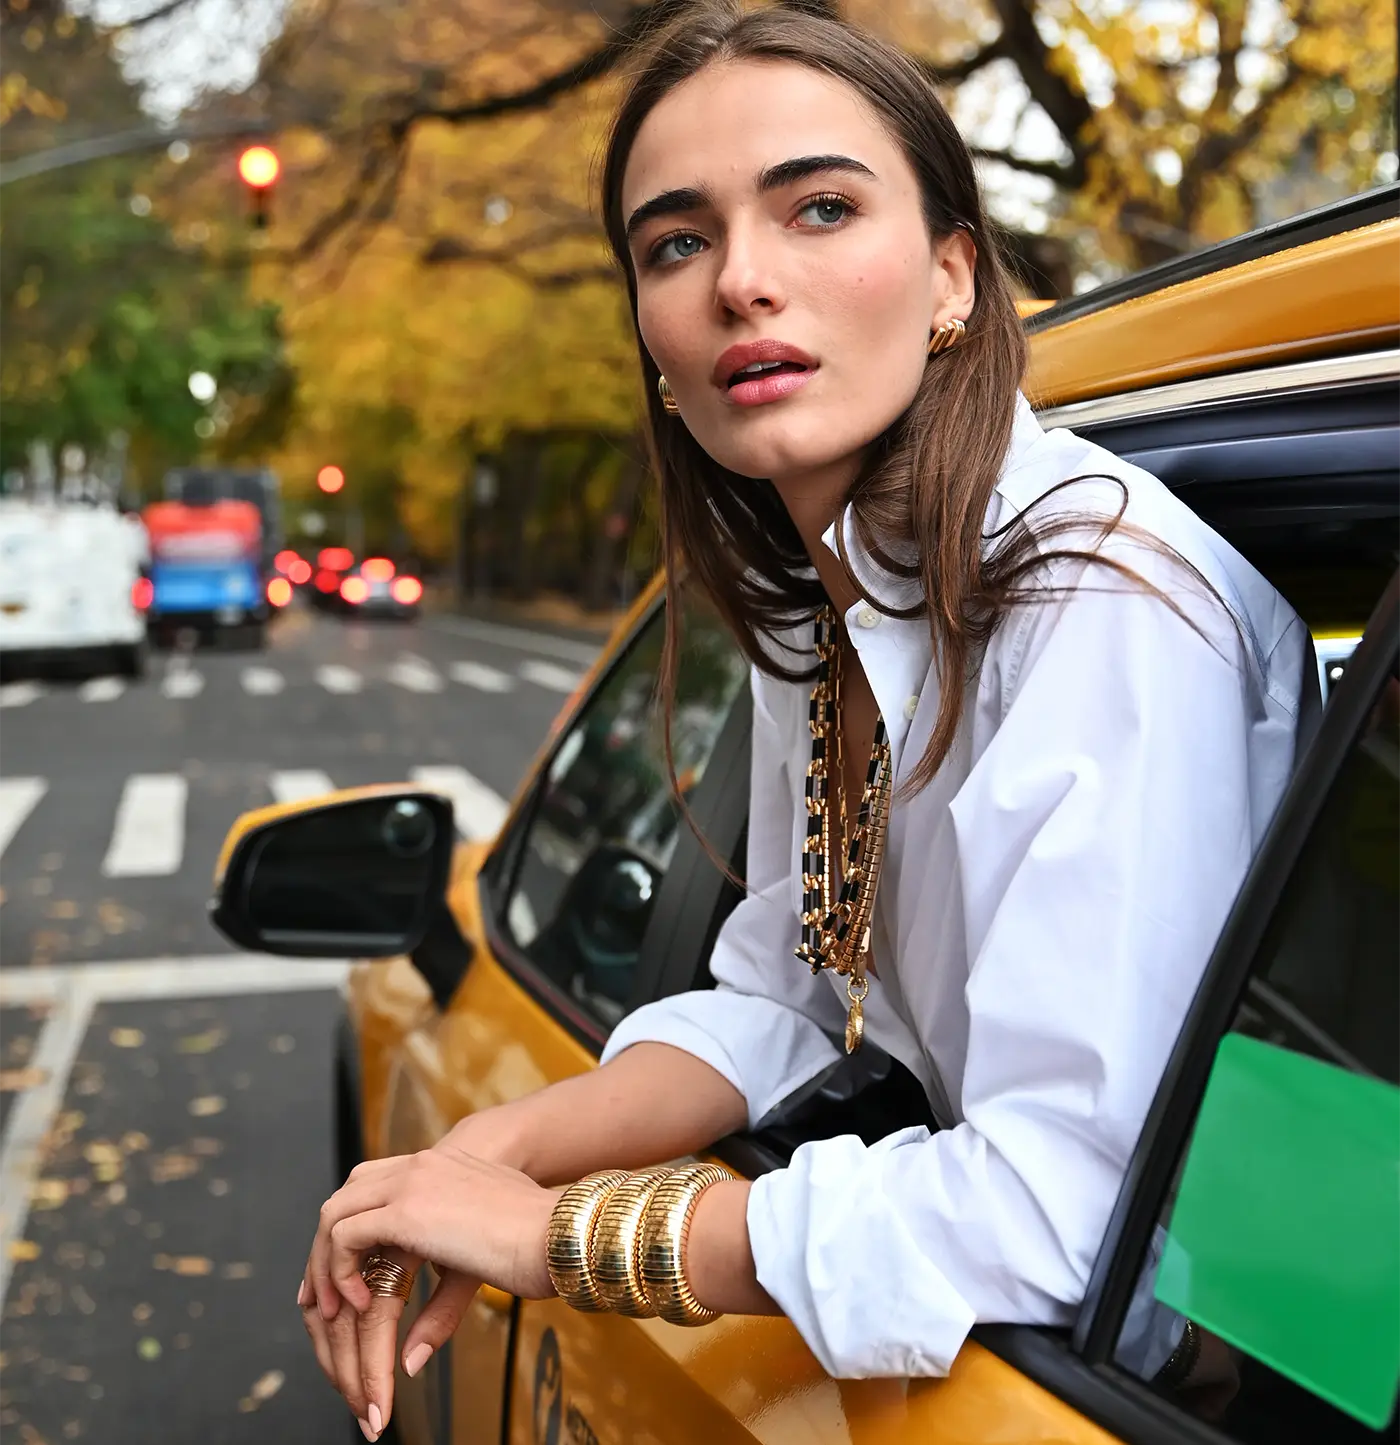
[927,318,966,358]
[657,376,680,415]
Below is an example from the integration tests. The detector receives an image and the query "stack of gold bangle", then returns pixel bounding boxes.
[545,1163,734,1327]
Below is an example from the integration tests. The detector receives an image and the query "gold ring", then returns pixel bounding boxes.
[360,1251,415,1303]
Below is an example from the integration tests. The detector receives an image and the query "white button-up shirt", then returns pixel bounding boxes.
[601,395,1312,1378]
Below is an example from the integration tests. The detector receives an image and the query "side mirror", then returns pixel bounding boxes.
[210,788,455,957]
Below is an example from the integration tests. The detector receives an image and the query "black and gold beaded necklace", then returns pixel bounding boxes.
[794,605,894,1054]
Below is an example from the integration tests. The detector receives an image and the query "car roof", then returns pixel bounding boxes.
[1025,184,1399,408]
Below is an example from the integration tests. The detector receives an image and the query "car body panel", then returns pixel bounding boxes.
[1025,219,1399,407]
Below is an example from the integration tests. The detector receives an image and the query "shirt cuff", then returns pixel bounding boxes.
[747,1129,977,1378]
[600,989,841,1129]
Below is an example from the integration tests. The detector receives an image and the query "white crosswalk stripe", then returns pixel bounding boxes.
[79,676,125,703]
[0,778,47,861]
[410,766,509,842]
[241,666,285,696]
[0,682,43,709]
[519,659,583,693]
[449,660,514,694]
[269,770,335,804]
[102,774,187,877]
[389,655,444,693]
[315,664,362,694]
[161,665,204,700]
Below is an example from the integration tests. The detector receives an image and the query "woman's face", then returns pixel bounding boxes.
[622,58,975,487]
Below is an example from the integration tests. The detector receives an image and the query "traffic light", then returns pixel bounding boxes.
[237,145,280,229]
[316,465,345,494]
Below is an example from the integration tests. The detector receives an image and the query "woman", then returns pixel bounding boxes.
[299,5,1310,1439]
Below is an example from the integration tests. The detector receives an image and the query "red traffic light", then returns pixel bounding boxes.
[238,146,280,189]
[317,464,345,494]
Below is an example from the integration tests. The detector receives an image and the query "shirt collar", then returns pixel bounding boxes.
[818,391,1046,609]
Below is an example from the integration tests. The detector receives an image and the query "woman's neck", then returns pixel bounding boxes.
[772,458,865,619]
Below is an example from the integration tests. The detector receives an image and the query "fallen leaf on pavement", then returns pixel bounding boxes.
[30,1179,69,1209]
[149,1152,200,1184]
[177,1028,227,1055]
[7,1240,40,1261]
[188,1096,225,1117]
[222,1262,252,1280]
[137,1337,161,1361]
[120,1131,150,1152]
[0,1068,47,1090]
[251,1370,284,1402]
[109,1028,144,1049]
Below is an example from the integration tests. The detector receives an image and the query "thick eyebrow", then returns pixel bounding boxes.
[624,154,877,241]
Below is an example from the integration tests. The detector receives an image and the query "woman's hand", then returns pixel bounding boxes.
[298,1111,541,1440]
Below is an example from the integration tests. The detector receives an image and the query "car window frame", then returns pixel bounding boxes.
[478,592,751,1053]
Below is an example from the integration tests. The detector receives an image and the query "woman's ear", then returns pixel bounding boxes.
[931,227,977,325]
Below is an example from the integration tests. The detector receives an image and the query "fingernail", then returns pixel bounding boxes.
[368,1404,383,1436]
[296,1280,307,1307]
[358,1420,376,1442]
[403,1342,432,1378]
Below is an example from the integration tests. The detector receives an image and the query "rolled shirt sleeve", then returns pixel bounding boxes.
[746,549,1275,1378]
[601,663,844,1127]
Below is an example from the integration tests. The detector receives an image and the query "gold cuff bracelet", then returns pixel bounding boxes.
[639,1162,734,1326]
[545,1169,630,1312]
[590,1165,673,1317]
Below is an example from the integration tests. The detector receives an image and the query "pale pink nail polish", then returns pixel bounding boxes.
[358,1420,376,1442]
[403,1342,432,1378]
[368,1404,383,1436]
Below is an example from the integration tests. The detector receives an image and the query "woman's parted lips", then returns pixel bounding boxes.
[712,338,819,388]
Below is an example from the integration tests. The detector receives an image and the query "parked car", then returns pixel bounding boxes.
[209,188,1398,1445]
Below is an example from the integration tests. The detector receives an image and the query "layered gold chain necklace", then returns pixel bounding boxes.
[794,605,894,1054]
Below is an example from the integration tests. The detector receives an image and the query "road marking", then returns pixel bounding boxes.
[79,676,126,703]
[102,774,187,877]
[410,765,509,842]
[425,615,601,667]
[316,664,362,694]
[0,682,43,708]
[449,660,515,694]
[519,659,583,694]
[161,664,204,700]
[389,655,444,693]
[270,769,335,803]
[241,665,285,696]
[0,954,350,1309]
[0,777,47,859]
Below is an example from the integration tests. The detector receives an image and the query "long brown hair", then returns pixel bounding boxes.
[600,1,1222,815]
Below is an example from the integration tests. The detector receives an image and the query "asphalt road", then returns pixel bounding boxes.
[0,604,603,1444]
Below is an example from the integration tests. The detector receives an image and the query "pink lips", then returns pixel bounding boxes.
[713,338,818,408]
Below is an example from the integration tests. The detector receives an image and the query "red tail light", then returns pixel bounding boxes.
[131,577,154,611]
[362,557,394,582]
[391,576,422,605]
[314,569,339,593]
[318,547,353,571]
[340,576,369,604]
[288,558,312,585]
[274,549,301,575]
[267,577,293,607]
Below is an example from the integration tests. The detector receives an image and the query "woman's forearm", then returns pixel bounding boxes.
[686,1179,780,1315]
[444,1042,749,1187]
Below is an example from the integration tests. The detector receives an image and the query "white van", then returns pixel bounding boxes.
[0,496,149,677]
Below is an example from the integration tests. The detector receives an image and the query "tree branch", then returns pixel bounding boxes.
[970,144,1076,184]
[917,37,1007,86]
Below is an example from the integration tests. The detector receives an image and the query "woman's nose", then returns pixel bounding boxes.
[712,222,786,318]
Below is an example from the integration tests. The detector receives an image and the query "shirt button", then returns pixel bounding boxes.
[856,606,880,629]
[903,695,920,721]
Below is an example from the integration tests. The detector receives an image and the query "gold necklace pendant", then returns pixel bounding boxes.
[844,974,869,1054]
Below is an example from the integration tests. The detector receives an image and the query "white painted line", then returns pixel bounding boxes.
[410,765,509,842]
[101,774,187,877]
[0,777,47,860]
[449,660,515,694]
[0,969,94,1307]
[241,665,285,696]
[389,655,444,694]
[316,664,362,695]
[79,676,125,703]
[0,954,350,1309]
[519,659,583,694]
[269,769,335,804]
[0,682,43,709]
[425,615,601,667]
[161,665,204,700]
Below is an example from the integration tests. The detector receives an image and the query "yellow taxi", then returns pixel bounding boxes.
[211,186,1399,1445]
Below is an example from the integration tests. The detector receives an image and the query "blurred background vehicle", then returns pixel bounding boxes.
[309,545,356,613]
[0,470,148,678]
[336,555,423,621]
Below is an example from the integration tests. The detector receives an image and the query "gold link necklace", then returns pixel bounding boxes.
[794,605,894,1053]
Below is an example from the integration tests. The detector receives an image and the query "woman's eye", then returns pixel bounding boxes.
[796,196,851,228]
[651,232,706,266]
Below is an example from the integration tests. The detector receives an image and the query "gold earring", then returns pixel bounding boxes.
[657,375,680,415]
[927,318,966,357]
